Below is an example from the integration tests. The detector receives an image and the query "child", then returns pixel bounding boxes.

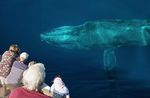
[51,76,70,98]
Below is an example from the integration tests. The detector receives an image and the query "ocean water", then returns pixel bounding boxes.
[0,0,150,98]
[44,45,150,98]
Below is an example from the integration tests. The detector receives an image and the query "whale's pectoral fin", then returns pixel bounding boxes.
[103,48,117,71]
[140,26,150,46]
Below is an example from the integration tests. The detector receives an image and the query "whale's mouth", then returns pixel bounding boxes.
[45,33,67,36]
[44,35,75,46]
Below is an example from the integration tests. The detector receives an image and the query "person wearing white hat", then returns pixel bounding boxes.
[19,52,29,61]
[6,52,29,84]
[50,76,70,98]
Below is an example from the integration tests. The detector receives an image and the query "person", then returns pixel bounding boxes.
[0,44,20,80]
[8,63,51,98]
[50,76,70,98]
[0,44,20,97]
[27,61,52,97]
[0,52,29,97]
[4,52,29,92]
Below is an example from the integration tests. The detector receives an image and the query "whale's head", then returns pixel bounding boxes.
[40,26,86,49]
[40,22,122,50]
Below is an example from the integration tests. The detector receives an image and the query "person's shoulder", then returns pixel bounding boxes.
[41,83,51,91]
[3,50,14,56]
[12,61,19,65]
[13,60,18,63]
[63,86,69,94]
[4,50,9,52]
[50,84,54,91]
[11,87,23,93]
[3,51,9,54]
[34,90,50,98]
[8,87,23,98]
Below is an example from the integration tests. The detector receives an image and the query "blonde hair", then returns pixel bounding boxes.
[22,63,46,91]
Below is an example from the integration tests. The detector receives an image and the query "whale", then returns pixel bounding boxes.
[40,19,150,70]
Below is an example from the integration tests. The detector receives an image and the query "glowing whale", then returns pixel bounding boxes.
[40,20,150,70]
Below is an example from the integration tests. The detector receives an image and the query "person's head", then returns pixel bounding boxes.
[19,52,29,62]
[9,44,20,53]
[28,61,37,67]
[22,63,46,91]
[53,76,65,86]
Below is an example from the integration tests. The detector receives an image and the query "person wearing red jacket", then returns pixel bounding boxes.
[8,63,51,98]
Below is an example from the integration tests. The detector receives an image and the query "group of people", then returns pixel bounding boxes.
[0,44,70,98]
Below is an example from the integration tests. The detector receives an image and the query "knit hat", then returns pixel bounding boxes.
[53,77,64,86]
[52,77,69,94]
[20,52,29,60]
